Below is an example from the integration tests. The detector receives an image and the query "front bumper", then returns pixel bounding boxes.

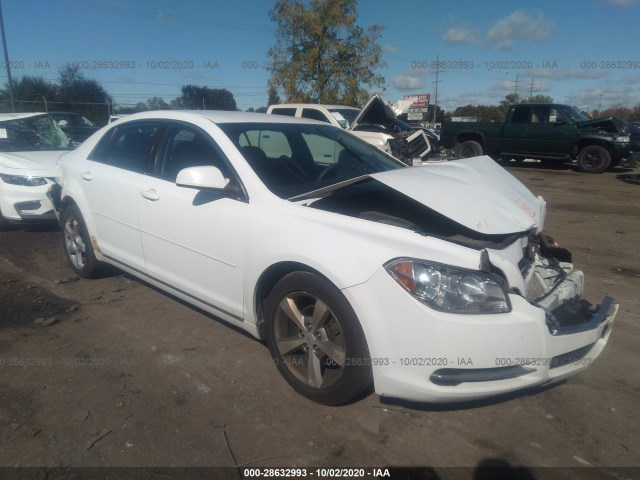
[343,267,617,403]
[0,180,56,222]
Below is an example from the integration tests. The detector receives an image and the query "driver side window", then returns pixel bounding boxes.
[158,126,227,182]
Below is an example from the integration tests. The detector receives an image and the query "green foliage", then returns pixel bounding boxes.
[180,85,237,111]
[267,0,385,106]
[526,94,554,104]
[56,65,113,124]
[9,76,57,112]
[147,96,170,110]
[451,104,506,122]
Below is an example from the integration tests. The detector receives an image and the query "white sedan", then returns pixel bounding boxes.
[52,110,618,405]
[0,112,74,228]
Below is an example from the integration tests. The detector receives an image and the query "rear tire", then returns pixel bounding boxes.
[60,205,103,278]
[577,145,610,173]
[455,140,483,158]
[264,271,372,405]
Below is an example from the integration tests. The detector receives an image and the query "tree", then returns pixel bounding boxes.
[147,96,169,110]
[56,64,113,124]
[526,94,553,104]
[179,85,237,111]
[267,83,280,106]
[451,105,504,122]
[267,0,384,106]
[8,76,57,112]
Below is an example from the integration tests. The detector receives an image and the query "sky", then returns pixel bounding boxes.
[2,0,640,113]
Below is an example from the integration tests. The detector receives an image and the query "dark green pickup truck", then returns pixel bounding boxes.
[440,103,640,173]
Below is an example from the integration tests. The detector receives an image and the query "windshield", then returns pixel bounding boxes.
[218,122,404,198]
[564,106,589,122]
[328,108,360,128]
[0,115,73,152]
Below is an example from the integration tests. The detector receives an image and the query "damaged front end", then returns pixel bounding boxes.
[517,232,617,339]
[351,94,432,165]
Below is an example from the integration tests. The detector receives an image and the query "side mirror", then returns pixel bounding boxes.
[176,166,229,190]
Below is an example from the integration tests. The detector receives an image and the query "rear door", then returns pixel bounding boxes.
[82,121,163,270]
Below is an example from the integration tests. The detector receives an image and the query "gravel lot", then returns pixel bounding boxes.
[1,162,639,479]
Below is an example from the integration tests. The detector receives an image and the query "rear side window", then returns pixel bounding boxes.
[511,107,531,124]
[270,108,297,117]
[301,108,330,123]
[90,122,161,174]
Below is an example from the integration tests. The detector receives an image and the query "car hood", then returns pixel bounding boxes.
[370,156,546,235]
[0,150,68,174]
[576,116,638,135]
[350,94,397,130]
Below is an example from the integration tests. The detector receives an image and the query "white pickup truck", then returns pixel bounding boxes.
[267,94,431,164]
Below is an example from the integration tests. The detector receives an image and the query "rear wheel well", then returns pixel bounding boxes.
[456,133,484,147]
[254,262,333,339]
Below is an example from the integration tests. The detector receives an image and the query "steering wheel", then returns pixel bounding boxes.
[317,164,343,180]
[279,155,310,181]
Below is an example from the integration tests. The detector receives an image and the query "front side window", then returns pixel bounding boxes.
[157,125,228,181]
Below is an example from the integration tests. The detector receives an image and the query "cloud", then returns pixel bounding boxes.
[486,11,552,50]
[392,70,428,91]
[383,43,400,53]
[522,68,607,80]
[444,26,476,44]
[571,87,640,109]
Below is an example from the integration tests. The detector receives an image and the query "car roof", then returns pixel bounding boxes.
[270,104,359,110]
[0,112,49,121]
[115,110,331,125]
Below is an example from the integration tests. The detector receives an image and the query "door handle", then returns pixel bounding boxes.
[81,171,92,181]
[140,188,160,201]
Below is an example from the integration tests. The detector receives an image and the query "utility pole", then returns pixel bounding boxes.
[598,92,603,113]
[0,0,15,112]
[529,77,535,98]
[513,74,520,100]
[432,54,443,125]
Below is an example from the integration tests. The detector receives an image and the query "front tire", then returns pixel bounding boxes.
[61,205,103,278]
[264,272,372,405]
[455,140,483,158]
[577,145,611,173]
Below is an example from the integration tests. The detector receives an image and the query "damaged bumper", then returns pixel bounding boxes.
[342,255,617,403]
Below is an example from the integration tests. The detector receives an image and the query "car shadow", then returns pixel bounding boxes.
[1,220,60,233]
[378,380,565,412]
[617,173,640,184]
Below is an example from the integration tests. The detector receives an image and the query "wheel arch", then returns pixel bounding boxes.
[253,261,337,339]
[572,138,614,158]
[455,132,485,147]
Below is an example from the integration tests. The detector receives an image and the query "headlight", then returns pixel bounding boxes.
[615,135,630,143]
[0,174,48,186]
[385,259,511,314]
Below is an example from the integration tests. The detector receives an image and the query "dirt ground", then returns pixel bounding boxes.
[1,161,639,479]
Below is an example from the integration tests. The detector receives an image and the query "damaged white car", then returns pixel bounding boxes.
[0,112,74,228]
[267,94,432,164]
[51,111,617,405]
